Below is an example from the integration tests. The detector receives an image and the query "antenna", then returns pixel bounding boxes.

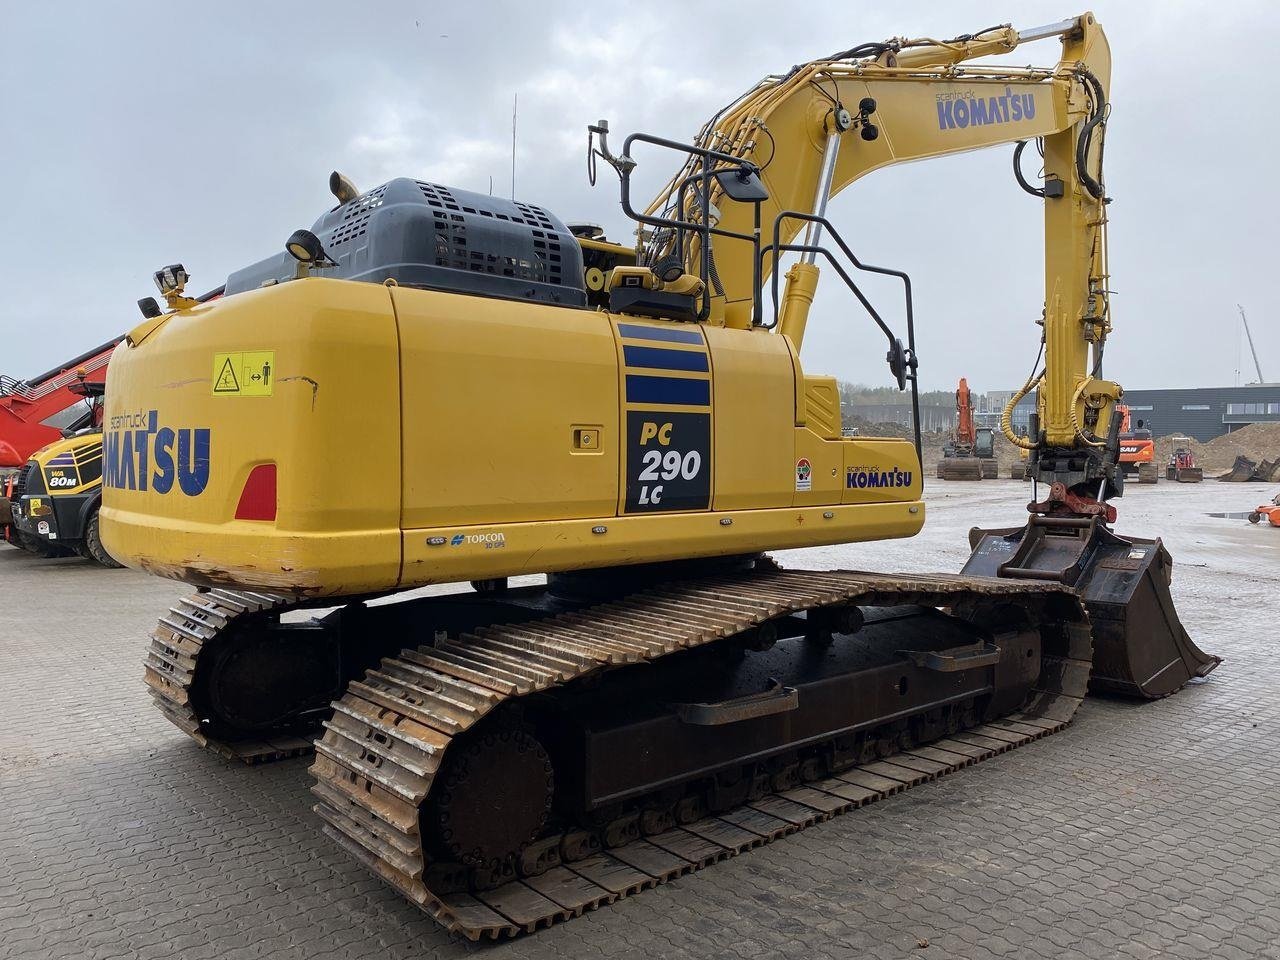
[1238,304,1266,384]
[511,93,518,200]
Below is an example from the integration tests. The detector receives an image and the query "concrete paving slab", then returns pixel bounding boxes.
[1,478,1277,958]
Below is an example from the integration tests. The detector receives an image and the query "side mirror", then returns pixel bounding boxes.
[886,338,909,390]
[714,167,769,203]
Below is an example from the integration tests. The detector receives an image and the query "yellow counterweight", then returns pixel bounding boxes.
[102,278,923,596]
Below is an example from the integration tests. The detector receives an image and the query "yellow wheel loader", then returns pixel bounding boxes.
[7,380,122,566]
[102,13,1217,939]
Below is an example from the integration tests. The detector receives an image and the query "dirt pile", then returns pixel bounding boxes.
[844,415,913,439]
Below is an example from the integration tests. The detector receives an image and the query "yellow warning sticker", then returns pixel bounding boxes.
[212,351,275,397]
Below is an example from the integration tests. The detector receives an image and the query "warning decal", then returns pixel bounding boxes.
[795,457,812,492]
[211,351,275,397]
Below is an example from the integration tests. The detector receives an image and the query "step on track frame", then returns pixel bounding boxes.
[306,568,1092,940]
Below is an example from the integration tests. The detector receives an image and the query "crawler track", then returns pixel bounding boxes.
[308,568,1091,940]
[144,589,314,762]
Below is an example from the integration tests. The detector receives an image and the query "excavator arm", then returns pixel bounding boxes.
[589,12,1214,701]
[955,378,976,449]
[593,13,1119,508]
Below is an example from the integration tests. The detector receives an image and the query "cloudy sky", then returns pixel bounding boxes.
[1,1,1273,393]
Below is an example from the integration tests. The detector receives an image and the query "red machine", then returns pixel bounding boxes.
[0,337,121,468]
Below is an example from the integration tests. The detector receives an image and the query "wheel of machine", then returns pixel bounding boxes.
[936,461,945,478]
[1137,462,1159,485]
[1008,463,1025,480]
[82,510,125,568]
[1249,512,1262,524]
[425,720,554,869]
[981,459,998,479]
[15,531,72,559]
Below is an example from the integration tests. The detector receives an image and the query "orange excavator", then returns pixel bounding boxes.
[1116,403,1157,484]
[938,377,995,480]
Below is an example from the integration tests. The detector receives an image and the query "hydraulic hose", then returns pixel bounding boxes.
[1001,375,1041,450]
[1013,140,1045,198]
[1069,379,1108,448]
[1073,67,1107,201]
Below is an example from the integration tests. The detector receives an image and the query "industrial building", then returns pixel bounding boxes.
[848,384,1280,442]
[1007,384,1280,441]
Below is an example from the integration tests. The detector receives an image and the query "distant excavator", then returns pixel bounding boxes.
[1,341,120,556]
[938,377,996,480]
[103,13,1218,939]
[1116,403,1158,484]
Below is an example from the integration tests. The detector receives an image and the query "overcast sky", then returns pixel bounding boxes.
[1,1,1274,393]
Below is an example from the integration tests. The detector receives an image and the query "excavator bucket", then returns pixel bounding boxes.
[964,517,1220,698]
[1218,455,1258,482]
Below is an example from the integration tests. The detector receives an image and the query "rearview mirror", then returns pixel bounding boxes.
[714,167,769,203]
[886,338,909,390]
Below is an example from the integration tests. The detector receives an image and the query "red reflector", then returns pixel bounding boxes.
[235,464,277,521]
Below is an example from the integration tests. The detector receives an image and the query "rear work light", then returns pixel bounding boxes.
[235,464,277,521]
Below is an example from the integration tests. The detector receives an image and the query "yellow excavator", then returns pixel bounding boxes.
[102,13,1218,939]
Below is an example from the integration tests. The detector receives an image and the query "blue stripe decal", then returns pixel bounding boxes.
[617,322,704,345]
[626,375,711,407]
[623,345,710,373]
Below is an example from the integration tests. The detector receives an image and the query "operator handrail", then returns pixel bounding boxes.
[760,211,922,464]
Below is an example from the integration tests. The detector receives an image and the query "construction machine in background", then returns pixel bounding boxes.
[1219,455,1280,483]
[1010,439,1032,480]
[938,378,997,480]
[101,14,1217,939]
[1115,403,1158,484]
[1166,436,1203,483]
[5,378,122,565]
[1,338,120,470]
[1248,493,1280,526]
[1,338,120,542]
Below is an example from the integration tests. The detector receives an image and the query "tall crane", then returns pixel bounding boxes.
[1238,304,1266,384]
[101,13,1216,939]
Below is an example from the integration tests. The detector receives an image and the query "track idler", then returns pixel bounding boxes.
[964,516,1220,698]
